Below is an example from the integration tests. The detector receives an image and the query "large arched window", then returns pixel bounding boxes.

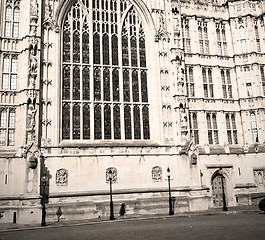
[62,0,150,141]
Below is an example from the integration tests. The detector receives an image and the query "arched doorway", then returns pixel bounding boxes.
[211,170,227,208]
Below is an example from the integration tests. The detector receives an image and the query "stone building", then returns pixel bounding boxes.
[0,0,264,224]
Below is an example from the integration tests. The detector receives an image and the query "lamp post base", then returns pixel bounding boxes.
[169,211,174,215]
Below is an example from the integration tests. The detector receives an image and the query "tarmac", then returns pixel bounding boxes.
[0,205,262,233]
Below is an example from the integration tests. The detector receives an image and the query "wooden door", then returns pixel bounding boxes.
[212,174,226,207]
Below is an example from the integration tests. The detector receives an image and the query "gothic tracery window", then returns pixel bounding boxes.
[62,0,150,141]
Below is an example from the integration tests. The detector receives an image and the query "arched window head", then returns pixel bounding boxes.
[61,0,150,141]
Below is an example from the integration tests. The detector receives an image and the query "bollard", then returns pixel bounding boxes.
[56,207,62,222]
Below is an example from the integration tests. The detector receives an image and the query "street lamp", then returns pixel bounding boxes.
[167,167,174,215]
[41,173,48,226]
[108,169,115,220]
[219,167,228,212]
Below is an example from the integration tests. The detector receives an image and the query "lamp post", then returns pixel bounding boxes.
[41,173,48,226]
[108,169,115,220]
[219,167,228,212]
[167,167,174,215]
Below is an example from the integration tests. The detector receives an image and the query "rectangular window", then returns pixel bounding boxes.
[221,70,232,99]
[4,3,20,38]
[206,113,219,145]
[2,55,18,90]
[241,40,247,53]
[225,113,238,144]
[0,109,15,146]
[189,112,199,144]
[260,67,265,96]
[185,39,191,53]
[245,68,252,97]
[202,68,214,98]
[186,67,195,97]
[216,23,227,55]
[250,113,258,142]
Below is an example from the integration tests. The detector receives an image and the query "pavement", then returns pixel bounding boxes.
[0,205,261,232]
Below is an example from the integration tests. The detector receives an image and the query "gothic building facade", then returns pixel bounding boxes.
[0,0,265,224]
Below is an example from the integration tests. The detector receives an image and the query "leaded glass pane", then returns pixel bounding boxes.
[104,104,111,139]
[83,104,90,139]
[73,104,80,139]
[82,67,90,100]
[123,69,130,102]
[10,75,16,90]
[0,111,7,127]
[122,33,129,66]
[231,114,236,129]
[5,7,12,20]
[3,57,9,72]
[8,129,14,146]
[73,66,80,100]
[112,34,118,65]
[112,68,119,101]
[233,131,238,144]
[142,106,150,139]
[139,37,146,67]
[13,7,19,21]
[62,104,70,139]
[94,68,101,101]
[132,70,139,102]
[94,104,102,139]
[103,68,110,101]
[11,58,17,73]
[212,114,217,129]
[93,32,100,64]
[103,33,110,65]
[63,30,71,62]
[0,130,6,146]
[113,104,121,139]
[225,114,230,129]
[9,111,15,127]
[124,105,132,139]
[206,114,211,129]
[63,66,70,100]
[73,31,80,63]
[5,22,11,37]
[141,71,148,102]
[13,22,19,37]
[2,74,8,89]
[130,36,137,67]
[82,24,89,63]
[133,105,141,139]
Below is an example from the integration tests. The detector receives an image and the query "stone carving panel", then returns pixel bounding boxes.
[152,166,162,182]
[106,167,117,183]
[56,168,68,186]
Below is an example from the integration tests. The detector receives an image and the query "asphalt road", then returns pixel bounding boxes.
[0,212,264,240]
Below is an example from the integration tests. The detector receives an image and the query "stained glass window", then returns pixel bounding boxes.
[62,0,150,141]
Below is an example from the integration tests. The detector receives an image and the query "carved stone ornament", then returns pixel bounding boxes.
[152,166,162,182]
[56,169,68,186]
